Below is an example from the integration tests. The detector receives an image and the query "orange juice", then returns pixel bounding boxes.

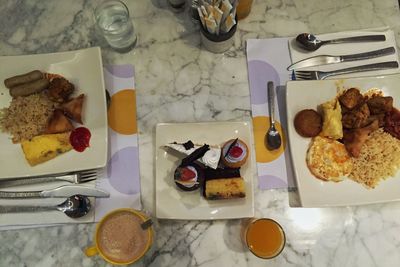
[237,0,254,20]
[245,218,285,259]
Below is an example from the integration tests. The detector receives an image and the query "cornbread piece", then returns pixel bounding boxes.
[21,132,72,166]
[320,99,343,139]
[349,128,400,188]
[293,109,322,137]
[205,177,246,200]
[306,136,352,182]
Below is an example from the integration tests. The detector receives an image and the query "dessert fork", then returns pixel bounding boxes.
[294,61,399,80]
[0,170,97,188]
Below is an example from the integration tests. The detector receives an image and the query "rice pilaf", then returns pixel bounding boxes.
[349,128,400,188]
[0,93,56,143]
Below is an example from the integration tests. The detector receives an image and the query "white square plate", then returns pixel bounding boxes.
[155,121,255,220]
[0,47,108,178]
[286,73,400,207]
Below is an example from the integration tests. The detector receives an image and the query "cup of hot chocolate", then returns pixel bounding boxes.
[85,208,153,265]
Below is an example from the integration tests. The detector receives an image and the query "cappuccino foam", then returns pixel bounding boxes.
[97,211,150,263]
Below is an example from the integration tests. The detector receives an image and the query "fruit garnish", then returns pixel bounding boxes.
[229,146,243,158]
[224,138,239,157]
[180,167,196,181]
[70,127,91,152]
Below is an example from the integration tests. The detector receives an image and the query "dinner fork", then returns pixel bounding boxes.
[0,170,97,188]
[294,61,399,80]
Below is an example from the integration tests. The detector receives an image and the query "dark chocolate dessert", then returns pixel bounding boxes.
[174,144,209,192]
[174,162,204,191]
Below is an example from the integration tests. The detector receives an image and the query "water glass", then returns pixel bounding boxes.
[94,0,137,52]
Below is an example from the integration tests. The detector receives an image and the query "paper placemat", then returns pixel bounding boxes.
[94,64,142,222]
[0,64,141,230]
[246,37,294,190]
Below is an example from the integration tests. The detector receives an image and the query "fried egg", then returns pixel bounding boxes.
[306,136,352,182]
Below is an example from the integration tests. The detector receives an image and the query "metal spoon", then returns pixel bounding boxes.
[0,195,91,218]
[265,81,281,150]
[296,33,386,51]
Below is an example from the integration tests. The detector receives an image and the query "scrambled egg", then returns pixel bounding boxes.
[320,99,343,139]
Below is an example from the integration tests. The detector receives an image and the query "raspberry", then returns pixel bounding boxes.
[229,146,243,158]
[180,167,196,181]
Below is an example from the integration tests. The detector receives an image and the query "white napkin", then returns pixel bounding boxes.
[288,28,400,79]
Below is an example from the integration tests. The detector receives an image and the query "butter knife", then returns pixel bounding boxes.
[287,47,396,70]
[0,185,110,198]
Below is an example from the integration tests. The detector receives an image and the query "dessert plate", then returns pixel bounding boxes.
[155,121,255,220]
[286,73,400,207]
[0,47,108,179]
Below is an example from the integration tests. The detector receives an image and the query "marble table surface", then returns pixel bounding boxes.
[1,0,400,266]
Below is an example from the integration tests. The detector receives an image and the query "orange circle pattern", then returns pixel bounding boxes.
[252,116,286,163]
[108,89,137,135]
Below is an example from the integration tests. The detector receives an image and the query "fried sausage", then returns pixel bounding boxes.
[9,78,50,97]
[4,70,43,88]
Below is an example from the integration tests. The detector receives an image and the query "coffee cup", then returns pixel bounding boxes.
[85,208,153,265]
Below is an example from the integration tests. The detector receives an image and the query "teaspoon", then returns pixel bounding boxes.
[265,81,281,150]
[296,33,386,51]
[0,195,91,218]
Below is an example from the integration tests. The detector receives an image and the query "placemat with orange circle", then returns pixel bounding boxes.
[246,38,296,189]
[94,65,141,221]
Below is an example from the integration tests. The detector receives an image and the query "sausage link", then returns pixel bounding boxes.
[9,78,50,97]
[4,70,43,88]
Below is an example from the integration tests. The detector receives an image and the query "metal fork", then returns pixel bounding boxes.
[294,61,399,80]
[0,170,97,188]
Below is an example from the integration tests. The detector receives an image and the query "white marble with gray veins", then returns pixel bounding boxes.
[1,0,400,266]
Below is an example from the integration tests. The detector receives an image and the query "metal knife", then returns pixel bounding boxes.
[287,47,396,70]
[0,185,110,198]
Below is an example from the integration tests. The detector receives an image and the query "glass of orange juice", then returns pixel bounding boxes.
[236,0,254,20]
[241,218,286,259]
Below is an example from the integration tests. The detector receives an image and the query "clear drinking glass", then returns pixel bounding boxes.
[94,0,137,52]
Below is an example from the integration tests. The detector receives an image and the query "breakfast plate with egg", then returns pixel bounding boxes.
[0,47,108,179]
[286,73,400,207]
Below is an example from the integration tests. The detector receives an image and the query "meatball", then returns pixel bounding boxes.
[294,109,322,137]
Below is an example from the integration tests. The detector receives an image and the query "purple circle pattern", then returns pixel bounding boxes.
[258,174,287,189]
[248,60,280,105]
[107,146,140,194]
[105,64,134,78]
